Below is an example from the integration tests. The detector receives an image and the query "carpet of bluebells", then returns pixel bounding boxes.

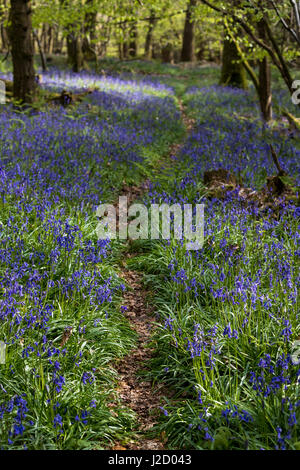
[130,85,300,450]
[0,65,299,450]
[0,70,183,449]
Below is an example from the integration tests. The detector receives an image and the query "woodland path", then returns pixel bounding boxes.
[109,100,194,451]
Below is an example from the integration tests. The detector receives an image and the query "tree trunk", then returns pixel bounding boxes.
[181,0,197,62]
[258,57,272,121]
[67,34,83,73]
[144,10,156,59]
[122,35,129,59]
[0,0,9,51]
[82,0,97,61]
[118,41,124,60]
[33,30,47,72]
[196,35,206,61]
[53,27,62,54]
[47,25,53,54]
[42,24,47,53]
[0,23,9,51]
[123,41,129,59]
[220,26,248,89]
[161,43,174,63]
[257,20,272,122]
[129,22,138,58]
[60,0,83,72]
[9,0,36,103]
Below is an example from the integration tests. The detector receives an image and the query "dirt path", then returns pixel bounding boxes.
[113,268,168,450]
[110,99,194,451]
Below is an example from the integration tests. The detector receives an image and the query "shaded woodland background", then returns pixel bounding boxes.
[1,1,300,124]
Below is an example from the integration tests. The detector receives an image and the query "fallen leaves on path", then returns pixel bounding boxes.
[113,269,170,450]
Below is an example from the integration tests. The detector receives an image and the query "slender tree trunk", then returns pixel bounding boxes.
[98,17,111,59]
[0,23,9,51]
[122,25,129,59]
[257,19,272,122]
[33,29,47,72]
[48,25,53,54]
[144,10,156,59]
[258,57,272,121]
[9,0,36,103]
[123,41,129,59]
[0,0,9,51]
[53,27,62,54]
[129,22,138,58]
[42,24,47,53]
[118,40,123,60]
[0,3,9,51]
[181,0,197,62]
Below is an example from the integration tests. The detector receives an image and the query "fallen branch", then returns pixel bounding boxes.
[48,89,94,107]
[281,108,300,131]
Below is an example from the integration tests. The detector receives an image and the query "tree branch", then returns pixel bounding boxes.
[96,9,187,27]
[290,0,300,34]
[200,0,294,94]
[269,0,300,45]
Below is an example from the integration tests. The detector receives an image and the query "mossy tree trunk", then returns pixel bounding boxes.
[9,0,36,103]
[220,26,248,89]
